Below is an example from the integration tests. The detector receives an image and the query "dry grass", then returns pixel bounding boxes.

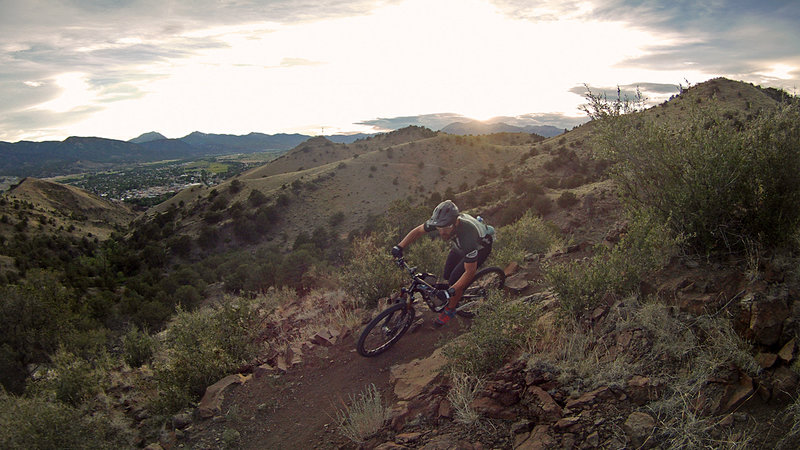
[530,291,760,447]
[447,371,484,425]
[618,298,759,448]
[531,316,637,395]
[779,395,800,449]
[335,384,390,443]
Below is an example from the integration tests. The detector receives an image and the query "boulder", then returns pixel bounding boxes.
[375,442,408,450]
[771,366,800,402]
[390,347,447,400]
[396,432,423,444]
[554,416,580,431]
[469,396,516,420]
[524,385,562,421]
[504,261,521,276]
[419,434,476,450]
[171,413,193,430]
[517,424,555,450]
[565,386,613,410]
[778,338,797,363]
[311,329,338,346]
[586,431,601,447]
[437,398,453,418]
[741,293,790,346]
[623,411,655,448]
[197,374,250,419]
[626,376,663,405]
[755,353,779,369]
[718,372,754,413]
[511,419,535,434]
[504,272,530,293]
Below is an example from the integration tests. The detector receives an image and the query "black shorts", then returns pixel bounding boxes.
[442,240,492,285]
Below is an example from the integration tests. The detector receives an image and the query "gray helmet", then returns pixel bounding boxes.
[427,200,459,228]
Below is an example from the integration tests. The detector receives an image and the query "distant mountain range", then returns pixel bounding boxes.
[441,121,564,137]
[0,121,564,177]
[0,131,374,177]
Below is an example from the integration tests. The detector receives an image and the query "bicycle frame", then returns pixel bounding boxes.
[356,257,505,357]
[393,257,491,313]
[394,257,448,312]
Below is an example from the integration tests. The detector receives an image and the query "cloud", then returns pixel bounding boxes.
[0,0,396,139]
[588,1,800,87]
[279,57,323,67]
[357,113,469,131]
[0,104,104,142]
[489,113,588,130]
[492,0,800,89]
[569,82,679,97]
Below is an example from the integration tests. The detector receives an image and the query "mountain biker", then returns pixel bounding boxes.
[391,200,495,326]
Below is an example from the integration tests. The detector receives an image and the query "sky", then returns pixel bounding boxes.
[1,0,798,143]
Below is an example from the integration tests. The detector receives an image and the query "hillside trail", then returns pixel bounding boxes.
[186,309,469,449]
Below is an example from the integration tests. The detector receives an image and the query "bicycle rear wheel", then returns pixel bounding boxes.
[356,303,414,357]
[456,267,506,318]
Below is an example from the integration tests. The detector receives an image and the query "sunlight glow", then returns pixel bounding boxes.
[36,73,95,113]
[24,0,718,140]
[760,63,796,80]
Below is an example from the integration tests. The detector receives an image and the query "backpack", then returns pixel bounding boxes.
[460,213,496,245]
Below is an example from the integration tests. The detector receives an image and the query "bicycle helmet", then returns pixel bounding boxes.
[427,200,459,228]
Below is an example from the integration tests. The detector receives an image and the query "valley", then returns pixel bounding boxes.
[52,151,283,206]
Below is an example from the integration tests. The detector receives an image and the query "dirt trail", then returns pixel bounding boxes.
[186,309,468,449]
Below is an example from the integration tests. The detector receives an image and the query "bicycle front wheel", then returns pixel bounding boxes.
[356,303,414,357]
[456,267,506,318]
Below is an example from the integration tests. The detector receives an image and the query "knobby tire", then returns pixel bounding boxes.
[356,303,414,357]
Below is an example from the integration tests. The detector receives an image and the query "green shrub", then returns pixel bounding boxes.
[339,234,406,307]
[491,211,560,267]
[247,189,267,207]
[497,199,530,226]
[0,393,120,449]
[545,212,678,316]
[122,326,156,368]
[152,298,259,413]
[594,101,800,253]
[27,348,108,407]
[0,270,77,393]
[444,294,538,375]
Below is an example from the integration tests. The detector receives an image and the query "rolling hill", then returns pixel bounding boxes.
[1,177,137,239]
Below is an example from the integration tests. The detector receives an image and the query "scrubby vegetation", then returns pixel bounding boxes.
[444,293,539,376]
[490,210,561,267]
[590,90,800,254]
[152,299,261,413]
[545,212,679,316]
[2,79,800,448]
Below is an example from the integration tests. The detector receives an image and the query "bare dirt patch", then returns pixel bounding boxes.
[185,309,469,449]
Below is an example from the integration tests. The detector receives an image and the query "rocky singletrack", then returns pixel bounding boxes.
[185,309,469,449]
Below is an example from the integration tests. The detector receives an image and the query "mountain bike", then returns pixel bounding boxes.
[356,257,506,357]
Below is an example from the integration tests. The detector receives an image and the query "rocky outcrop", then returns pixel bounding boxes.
[390,347,448,401]
[623,411,655,448]
[197,374,251,419]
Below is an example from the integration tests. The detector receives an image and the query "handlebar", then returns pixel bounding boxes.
[393,257,443,291]
[394,257,415,274]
